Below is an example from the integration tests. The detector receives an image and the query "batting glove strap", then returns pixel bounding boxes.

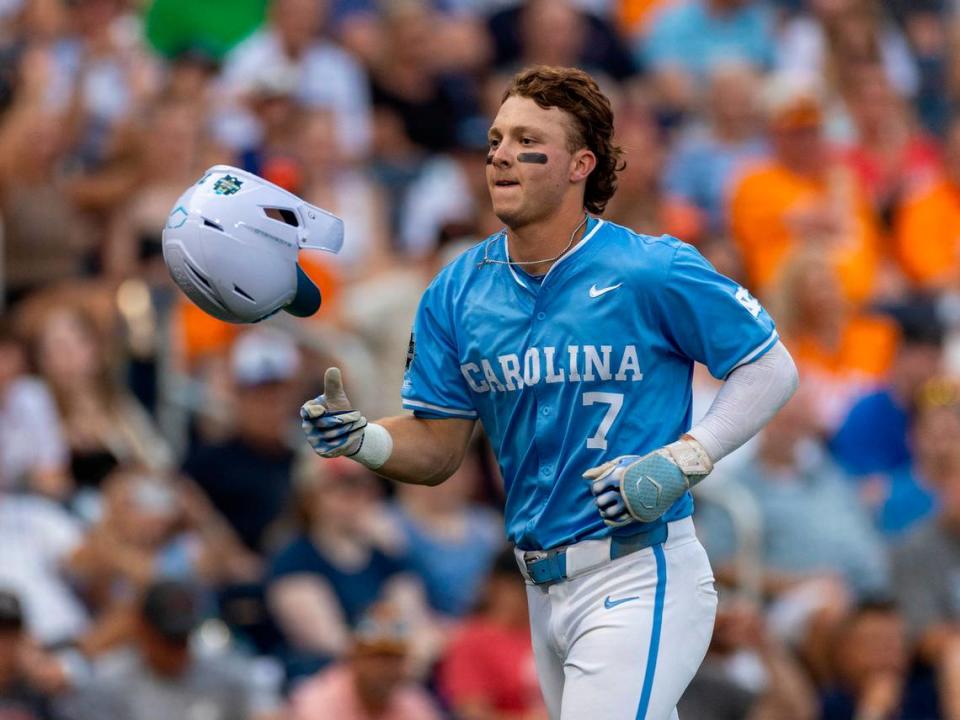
[303,421,367,457]
[661,437,713,478]
[619,438,713,524]
[301,409,365,435]
[302,416,367,443]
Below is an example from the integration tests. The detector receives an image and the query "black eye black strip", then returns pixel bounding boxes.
[517,152,548,164]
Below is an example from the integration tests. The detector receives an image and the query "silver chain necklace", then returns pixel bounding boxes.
[477,213,589,270]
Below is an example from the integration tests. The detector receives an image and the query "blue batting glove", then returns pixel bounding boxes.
[583,438,714,525]
[300,367,367,457]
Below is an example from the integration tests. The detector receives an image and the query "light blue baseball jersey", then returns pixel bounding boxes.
[401,218,777,551]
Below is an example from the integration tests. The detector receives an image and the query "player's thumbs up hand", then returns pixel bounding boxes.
[320,367,351,412]
[300,367,367,457]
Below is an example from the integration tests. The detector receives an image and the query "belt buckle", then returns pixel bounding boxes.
[523,550,550,564]
[523,547,567,586]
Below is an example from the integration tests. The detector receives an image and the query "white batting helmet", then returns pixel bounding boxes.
[162,165,343,324]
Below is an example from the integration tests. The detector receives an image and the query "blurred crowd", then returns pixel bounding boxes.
[3,0,960,718]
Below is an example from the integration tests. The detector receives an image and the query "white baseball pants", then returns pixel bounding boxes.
[523,517,717,720]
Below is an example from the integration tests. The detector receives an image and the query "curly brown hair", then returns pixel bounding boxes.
[502,65,625,215]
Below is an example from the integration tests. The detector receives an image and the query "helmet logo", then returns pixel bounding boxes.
[213,175,244,196]
[166,206,188,229]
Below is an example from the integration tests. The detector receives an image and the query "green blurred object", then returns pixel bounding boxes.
[144,0,268,59]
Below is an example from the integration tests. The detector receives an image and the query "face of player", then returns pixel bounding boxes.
[486,95,594,230]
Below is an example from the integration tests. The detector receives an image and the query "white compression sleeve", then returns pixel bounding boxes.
[686,341,799,463]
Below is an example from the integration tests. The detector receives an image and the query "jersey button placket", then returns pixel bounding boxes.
[531,296,554,491]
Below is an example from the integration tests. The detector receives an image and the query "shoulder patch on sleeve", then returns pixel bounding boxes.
[405,332,416,370]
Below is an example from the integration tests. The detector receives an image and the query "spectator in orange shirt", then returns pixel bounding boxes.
[729,75,881,305]
[770,248,899,430]
[895,116,960,290]
[438,549,547,720]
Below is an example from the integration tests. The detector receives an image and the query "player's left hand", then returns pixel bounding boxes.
[583,437,714,525]
[300,367,368,458]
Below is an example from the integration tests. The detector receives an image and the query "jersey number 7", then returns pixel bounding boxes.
[583,392,624,450]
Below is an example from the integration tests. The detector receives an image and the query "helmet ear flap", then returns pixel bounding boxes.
[283,265,322,317]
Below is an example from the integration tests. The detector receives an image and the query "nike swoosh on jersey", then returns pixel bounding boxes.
[589,283,623,298]
[603,594,640,609]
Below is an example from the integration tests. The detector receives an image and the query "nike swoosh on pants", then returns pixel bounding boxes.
[603,594,640,609]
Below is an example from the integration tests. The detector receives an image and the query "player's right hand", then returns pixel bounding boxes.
[300,367,368,458]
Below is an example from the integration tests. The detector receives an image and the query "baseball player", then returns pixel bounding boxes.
[301,66,799,720]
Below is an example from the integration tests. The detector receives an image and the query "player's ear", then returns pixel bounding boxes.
[569,149,596,184]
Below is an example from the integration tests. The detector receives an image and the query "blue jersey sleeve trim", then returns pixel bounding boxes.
[725,329,779,378]
[402,399,478,418]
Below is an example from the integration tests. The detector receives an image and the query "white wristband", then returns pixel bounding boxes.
[349,422,393,470]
